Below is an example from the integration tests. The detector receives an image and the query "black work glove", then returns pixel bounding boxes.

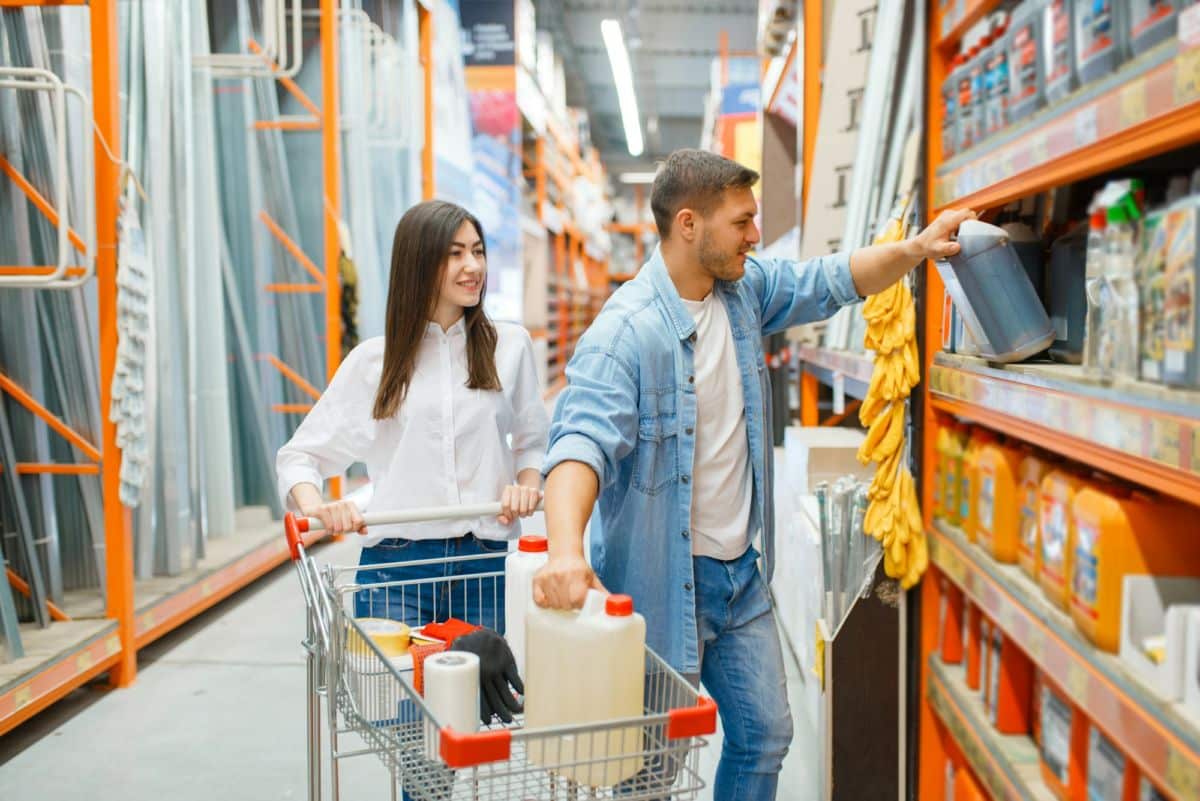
[449,628,524,725]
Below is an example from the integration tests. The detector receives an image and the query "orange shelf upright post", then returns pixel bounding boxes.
[320,0,342,500]
[90,0,136,687]
[419,3,434,201]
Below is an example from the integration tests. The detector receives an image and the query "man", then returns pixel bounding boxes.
[535,149,972,800]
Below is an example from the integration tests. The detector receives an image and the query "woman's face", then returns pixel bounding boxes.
[439,220,486,311]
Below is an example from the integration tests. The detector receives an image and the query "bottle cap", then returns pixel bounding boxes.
[606,594,634,617]
[518,535,548,553]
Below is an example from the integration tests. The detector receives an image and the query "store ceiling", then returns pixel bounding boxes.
[543,0,760,179]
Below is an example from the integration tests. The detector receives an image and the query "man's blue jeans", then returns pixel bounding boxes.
[693,547,794,801]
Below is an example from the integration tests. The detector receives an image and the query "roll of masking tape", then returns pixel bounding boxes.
[350,618,412,657]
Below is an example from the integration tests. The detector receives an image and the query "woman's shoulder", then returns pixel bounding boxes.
[493,320,534,349]
[338,337,386,387]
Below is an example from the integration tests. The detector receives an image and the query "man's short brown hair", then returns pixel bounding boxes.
[650,149,759,238]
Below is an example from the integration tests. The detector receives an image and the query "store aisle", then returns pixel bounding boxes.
[0,528,816,801]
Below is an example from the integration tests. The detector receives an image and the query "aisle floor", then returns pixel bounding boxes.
[0,531,817,801]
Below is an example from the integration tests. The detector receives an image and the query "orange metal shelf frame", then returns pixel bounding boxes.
[928,355,1200,507]
[933,42,1200,213]
[930,523,1200,800]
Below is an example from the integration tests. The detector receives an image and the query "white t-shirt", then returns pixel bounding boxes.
[275,320,549,547]
[680,293,753,560]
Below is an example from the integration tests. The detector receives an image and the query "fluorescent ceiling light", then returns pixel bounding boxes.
[600,19,644,158]
[619,171,658,184]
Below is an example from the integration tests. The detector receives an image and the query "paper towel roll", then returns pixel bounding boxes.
[423,651,480,761]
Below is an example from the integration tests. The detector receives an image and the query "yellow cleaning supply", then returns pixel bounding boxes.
[1039,471,1086,611]
[1070,486,1200,653]
[961,429,996,543]
[939,426,967,526]
[974,441,1023,563]
[1017,453,1049,581]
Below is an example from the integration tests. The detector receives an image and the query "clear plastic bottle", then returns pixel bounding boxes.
[1083,207,1109,376]
[1104,199,1141,381]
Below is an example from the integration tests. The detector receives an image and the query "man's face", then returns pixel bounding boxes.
[696,187,760,281]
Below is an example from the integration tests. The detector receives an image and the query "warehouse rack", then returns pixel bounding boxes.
[917,2,1200,799]
[0,0,447,735]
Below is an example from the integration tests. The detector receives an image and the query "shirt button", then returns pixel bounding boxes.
[688,375,695,384]
[681,475,690,484]
[685,427,694,436]
[684,582,693,591]
[681,530,690,539]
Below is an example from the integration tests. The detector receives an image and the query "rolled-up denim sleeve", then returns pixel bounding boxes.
[747,252,860,335]
[543,347,639,488]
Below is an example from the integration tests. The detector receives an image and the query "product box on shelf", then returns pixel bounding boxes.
[1087,725,1137,801]
[1044,0,1077,102]
[1161,198,1199,388]
[1074,0,1127,85]
[1071,486,1200,653]
[783,427,871,497]
[1139,207,1170,383]
[988,629,1036,734]
[1183,608,1200,723]
[1040,676,1086,801]
[1007,0,1045,122]
[1128,0,1179,56]
[1118,575,1200,702]
[940,578,966,664]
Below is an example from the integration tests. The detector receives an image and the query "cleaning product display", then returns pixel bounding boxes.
[1100,184,1144,381]
[1018,451,1050,580]
[504,534,549,676]
[960,428,996,543]
[1070,485,1200,653]
[524,590,646,785]
[1043,0,1077,102]
[1074,0,1126,85]
[1039,679,1078,800]
[985,18,1012,135]
[935,220,1055,362]
[1040,470,1086,611]
[1139,206,1170,382]
[1128,0,1179,56]
[858,202,928,590]
[1007,1,1044,123]
[974,440,1023,563]
[1162,193,1199,387]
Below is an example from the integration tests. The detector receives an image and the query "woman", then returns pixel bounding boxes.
[276,200,548,633]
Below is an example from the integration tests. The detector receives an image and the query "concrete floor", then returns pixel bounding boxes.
[0,530,819,801]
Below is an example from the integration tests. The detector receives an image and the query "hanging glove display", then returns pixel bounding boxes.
[449,628,524,725]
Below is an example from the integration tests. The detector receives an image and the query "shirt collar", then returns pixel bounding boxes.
[645,247,698,342]
[425,317,467,338]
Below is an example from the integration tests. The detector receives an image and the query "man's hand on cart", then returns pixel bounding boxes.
[449,628,525,724]
[302,498,367,535]
[497,483,542,526]
[532,554,607,610]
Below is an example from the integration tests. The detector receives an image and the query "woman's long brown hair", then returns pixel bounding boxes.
[372,200,500,420]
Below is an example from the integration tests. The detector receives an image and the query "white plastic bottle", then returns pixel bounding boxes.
[524,590,647,786]
[504,534,548,676]
[1083,207,1109,376]
[1103,199,1141,381]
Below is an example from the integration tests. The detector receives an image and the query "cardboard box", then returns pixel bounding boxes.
[783,426,872,496]
[1118,576,1200,702]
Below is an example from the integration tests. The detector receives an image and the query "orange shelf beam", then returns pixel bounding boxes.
[0,625,121,737]
[0,462,100,475]
[0,155,88,254]
[929,524,1200,800]
[259,211,325,286]
[928,358,1200,508]
[933,45,1200,213]
[262,354,321,401]
[7,568,70,621]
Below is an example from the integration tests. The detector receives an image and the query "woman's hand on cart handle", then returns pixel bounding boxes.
[498,483,543,526]
[532,554,607,610]
[301,499,367,536]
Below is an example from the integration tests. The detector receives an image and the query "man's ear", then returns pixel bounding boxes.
[676,208,697,243]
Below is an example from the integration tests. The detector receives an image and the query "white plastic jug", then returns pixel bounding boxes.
[504,534,548,676]
[524,590,647,786]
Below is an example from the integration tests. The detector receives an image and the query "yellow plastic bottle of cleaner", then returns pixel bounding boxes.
[933,427,950,518]
[961,429,996,543]
[1017,453,1050,581]
[940,426,967,526]
[1070,486,1200,653]
[1039,470,1085,612]
[975,441,1023,563]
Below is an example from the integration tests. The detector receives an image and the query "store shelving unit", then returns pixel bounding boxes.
[0,0,406,734]
[918,2,1200,800]
[796,346,874,426]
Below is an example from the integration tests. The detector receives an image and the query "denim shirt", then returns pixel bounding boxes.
[543,247,860,673]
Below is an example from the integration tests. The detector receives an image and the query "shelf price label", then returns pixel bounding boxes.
[1066,662,1089,702]
[1024,626,1045,663]
[1175,46,1200,106]
[1119,81,1148,129]
[1149,417,1184,468]
[1073,106,1099,148]
[1165,747,1200,800]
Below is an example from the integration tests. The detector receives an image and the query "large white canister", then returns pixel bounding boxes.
[524,590,647,786]
[504,534,549,676]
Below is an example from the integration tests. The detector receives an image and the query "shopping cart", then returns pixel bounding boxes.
[283,503,717,801]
